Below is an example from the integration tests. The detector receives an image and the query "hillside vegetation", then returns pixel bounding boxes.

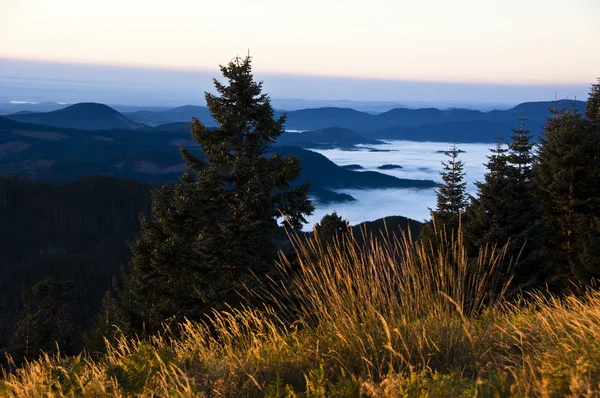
[2,229,600,397]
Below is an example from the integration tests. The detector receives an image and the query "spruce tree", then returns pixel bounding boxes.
[535,88,600,286]
[431,143,468,231]
[465,123,547,290]
[116,56,314,335]
[419,143,468,245]
[464,138,511,252]
[504,122,547,286]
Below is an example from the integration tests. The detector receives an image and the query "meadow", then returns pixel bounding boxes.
[2,226,598,397]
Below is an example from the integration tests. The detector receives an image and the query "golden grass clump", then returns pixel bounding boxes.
[268,226,510,380]
[1,225,600,397]
[497,290,600,396]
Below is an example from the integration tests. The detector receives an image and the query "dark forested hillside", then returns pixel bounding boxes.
[0,117,436,203]
[0,176,152,352]
[0,174,424,358]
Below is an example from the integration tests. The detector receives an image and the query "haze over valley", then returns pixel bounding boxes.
[0,98,582,229]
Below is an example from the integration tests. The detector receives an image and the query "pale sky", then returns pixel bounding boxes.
[1,0,599,85]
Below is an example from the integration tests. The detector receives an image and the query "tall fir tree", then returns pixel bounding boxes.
[115,56,314,335]
[432,143,468,231]
[505,121,547,283]
[464,138,511,252]
[419,143,468,245]
[466,122,547,290]
[535,84,600,286]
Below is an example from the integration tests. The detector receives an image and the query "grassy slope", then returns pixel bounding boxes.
[2,229,599,397]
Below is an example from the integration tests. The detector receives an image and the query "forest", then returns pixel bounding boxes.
[1,56,599,397]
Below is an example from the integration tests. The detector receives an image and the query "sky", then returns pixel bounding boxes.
[1,0,599,105]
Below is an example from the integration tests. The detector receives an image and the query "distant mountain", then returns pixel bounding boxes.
[2,99,587,139]
[0,101,69,115]
[374,107,481,127]
[270,98,410,113]
[6,103,142,130]
[282,100,586,140]
[124,105,217,127]
[146,124,382,149]
[284,107,376,131]
[24,100,586,142]
[371,120,509,143]
[274,127,382,149]
[0,118,436,204]
[484,100,587,123]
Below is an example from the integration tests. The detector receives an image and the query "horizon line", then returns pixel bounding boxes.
[1,56,594,88]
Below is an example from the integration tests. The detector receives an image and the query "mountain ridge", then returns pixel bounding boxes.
[0,117,436,204]
[6,103,143,131]
[123,100,586,138]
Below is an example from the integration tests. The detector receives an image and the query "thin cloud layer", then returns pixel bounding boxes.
[305,140,494,230]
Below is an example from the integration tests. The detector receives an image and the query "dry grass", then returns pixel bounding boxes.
[2,226,599,397]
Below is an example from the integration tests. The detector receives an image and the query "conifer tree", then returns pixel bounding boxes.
[116,56,314,335]
[314,212,350,246]
[464,138,511,251]
[535,86,600,285]
[505,122,547,280]
[431,143,468,231]
[466,123,547,289]
[8,278,79,363]
[419,143,467,245]
[586,78,600,122]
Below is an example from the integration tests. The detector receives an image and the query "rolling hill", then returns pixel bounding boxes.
[273,146,436,195]
[283,100,586,138]
[6,103,143,130]
[283,107,376,131]
[117,100,586,141]
[124,105,217,127]
[0,117,436,203]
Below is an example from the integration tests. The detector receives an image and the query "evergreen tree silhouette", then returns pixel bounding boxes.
[116,56,314,334]
[535,84,600,286]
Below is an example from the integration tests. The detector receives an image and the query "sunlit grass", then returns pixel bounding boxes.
[2,226,599,397]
